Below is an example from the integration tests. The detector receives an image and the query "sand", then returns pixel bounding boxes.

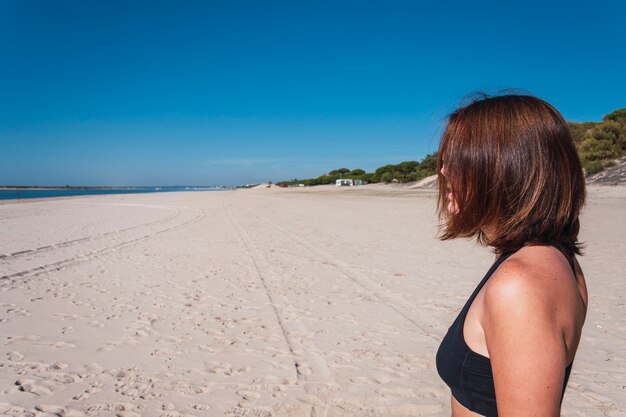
[0,185,624,417]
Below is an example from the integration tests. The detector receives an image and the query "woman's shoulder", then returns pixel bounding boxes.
[480,244,588,381]
[482,244,586,334]
[487,245,579,296]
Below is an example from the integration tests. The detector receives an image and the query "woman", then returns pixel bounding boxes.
[435,94,588,417]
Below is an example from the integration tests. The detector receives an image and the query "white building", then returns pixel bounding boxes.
[336,179,353,186]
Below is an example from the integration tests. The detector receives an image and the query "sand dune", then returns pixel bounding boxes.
[0,186,624,416]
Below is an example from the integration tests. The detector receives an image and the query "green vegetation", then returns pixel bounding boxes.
[583,161,605,176]
[276,153,439,187]
[569,107,626,174]
[276,107,626,187]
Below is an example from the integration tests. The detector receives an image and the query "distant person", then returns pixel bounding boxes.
[435,94,588,417]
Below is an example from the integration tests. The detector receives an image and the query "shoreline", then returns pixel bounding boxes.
[0,188,230,205]
[0,187,152,190]
[2,182,624,205]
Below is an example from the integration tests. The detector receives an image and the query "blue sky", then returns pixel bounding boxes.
[1,1,625,186]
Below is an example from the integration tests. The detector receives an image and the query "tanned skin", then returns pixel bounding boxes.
[451,245,588,417]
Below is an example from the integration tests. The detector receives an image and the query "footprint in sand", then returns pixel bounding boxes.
[45,361,69,371]
[6,334,40,344]
[0,404,68,416]
[206,362,251,376]
[87,404,110,411]
[191,404,211,411]
[83,401,139,415]
[195,344,215,353]
[72,381,103,401]
[15,378,54,396]
[52,373,79,385]
[7,351,24,361]
[295,362,312,376]
[6,307,30,316]
[49,341,77,349]
[133,328,151,337]
[84,362,104,374]
[98,341,123,352]
[236,390,261,407]
[55,313,79,321]
[35,404,64,414]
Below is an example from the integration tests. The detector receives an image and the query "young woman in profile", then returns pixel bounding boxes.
[435,94,588,417]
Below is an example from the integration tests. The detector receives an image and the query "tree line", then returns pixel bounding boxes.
[276,153,438,187]
[276,107,626,187]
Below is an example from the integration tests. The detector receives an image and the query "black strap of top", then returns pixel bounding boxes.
[463,243,576,316]
[460,251,516,315]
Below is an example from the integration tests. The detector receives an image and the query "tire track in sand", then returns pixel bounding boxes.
[0,206,205,283]
[245,208,440,341]
[0,203,181,260]
[224,203,336,401]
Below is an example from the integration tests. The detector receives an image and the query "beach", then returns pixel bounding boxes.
[0,185,624,417]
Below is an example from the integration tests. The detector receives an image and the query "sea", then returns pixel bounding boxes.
[0,186,229,201]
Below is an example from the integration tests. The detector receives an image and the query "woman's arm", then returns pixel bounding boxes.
[482,259,568,417]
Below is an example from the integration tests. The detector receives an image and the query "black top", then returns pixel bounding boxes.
[435,248,574,417]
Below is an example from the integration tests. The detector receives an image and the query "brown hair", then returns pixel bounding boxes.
[437,93,586,257]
